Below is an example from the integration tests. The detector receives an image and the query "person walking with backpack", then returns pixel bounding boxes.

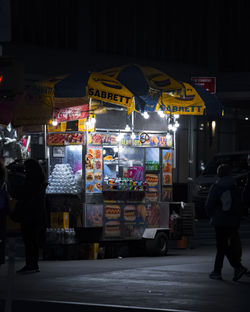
[205,163,248,281]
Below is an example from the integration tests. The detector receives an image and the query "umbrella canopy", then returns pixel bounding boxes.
[53,65,222,117]
[99,64,184,112]
[158,82,223,117]
[11,79,56,127]
[53,65,184,114]
[7,65,221,127]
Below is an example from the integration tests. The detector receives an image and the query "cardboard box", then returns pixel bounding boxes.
[50,212,69,229]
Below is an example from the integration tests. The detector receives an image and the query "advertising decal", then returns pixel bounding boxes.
[85,146,103,193]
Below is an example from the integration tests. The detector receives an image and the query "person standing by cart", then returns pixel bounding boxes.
[205,163,247,281]
[0,161,10,266]
[13,158,47,273]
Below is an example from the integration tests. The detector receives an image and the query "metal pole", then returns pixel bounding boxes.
[187,116,195,203]
[173,131,176,169]
[131,111,135,133]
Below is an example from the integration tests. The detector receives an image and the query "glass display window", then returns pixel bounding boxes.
[47,145,83,194]
[145,148,160,171]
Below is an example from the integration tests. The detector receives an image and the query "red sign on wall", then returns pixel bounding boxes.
[54,104,89,122]
[191,77,216,94]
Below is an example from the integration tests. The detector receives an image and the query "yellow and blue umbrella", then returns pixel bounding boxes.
[53,65,222,117]
[53,64,184,114]
[11,65,221,126]
[99,64,184,113]
[158,82,223,117]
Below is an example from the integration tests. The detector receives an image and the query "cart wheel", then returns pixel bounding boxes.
[145,232,168,256]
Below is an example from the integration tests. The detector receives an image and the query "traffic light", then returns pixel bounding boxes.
[0,57,23,97]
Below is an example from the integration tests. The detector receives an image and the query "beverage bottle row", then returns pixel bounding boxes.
[46,228,76,245]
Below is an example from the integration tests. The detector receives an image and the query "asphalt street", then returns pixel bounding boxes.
[1,238,250,312]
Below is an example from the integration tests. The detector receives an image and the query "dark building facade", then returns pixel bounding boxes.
[10,0,250,72]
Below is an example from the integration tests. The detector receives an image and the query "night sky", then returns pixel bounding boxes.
[9,0,250,72]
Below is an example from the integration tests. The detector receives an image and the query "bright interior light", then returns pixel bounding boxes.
[175,121,180,128]
[168,124,173,131]
[87,116,96,128]
[172,126,177,132]
[157,110,165,118]
[166,133,171,140]
[125,124,131,131]
[119,146,125,153]
[211,120,216,136]
[174,114,180,119]
[68,145,81,151]
[131,132,136,139]
[117,132,125,142]
[52,118,58,126]
[142,112,149,119]
[245,117,249,120]
[114,146,119,153]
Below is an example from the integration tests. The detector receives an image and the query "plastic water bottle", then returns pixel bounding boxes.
[46,228,51,243]
[72,228,76,244]
[55,228,61,244]
[64,228,70,245]
[68,228,76,244]
[60,228,65,244]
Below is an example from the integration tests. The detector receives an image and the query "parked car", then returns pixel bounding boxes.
[193,151,250,218]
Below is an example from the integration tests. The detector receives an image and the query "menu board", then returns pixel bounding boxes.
[103,204,121,237]
[85,146,103,193]
[162,150,172,186]
[47,133,85,145]
[123,203,148,238]
[86,204,103,227]
[88,132,172,147]
[161,149,173,201]
[147,203,160,227]
[47,118,94,133]
[145,173,159,202]
[85,202,159,238]
[102,203,151,239]
[162,187,172,201]
[133,134,172,148]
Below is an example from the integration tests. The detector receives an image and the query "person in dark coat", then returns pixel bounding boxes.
[205,163,247,281]
[15,158,47,273]
[0,161,9,266]
[242,154,250,215]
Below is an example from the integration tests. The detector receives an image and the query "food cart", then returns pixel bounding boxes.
[45,107,195,258]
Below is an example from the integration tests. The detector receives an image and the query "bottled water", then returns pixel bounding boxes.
[64,228,70,245]
[59,228,64,244]
[71,228,76,244]
[67,228,76,244]
[46,228,52,243]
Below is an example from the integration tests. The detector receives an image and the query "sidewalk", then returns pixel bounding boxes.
[1,239,250,312]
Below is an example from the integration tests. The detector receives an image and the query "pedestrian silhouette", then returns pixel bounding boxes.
[13,158,47,273]
[0,160,10,266]
[205,163,248,281]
